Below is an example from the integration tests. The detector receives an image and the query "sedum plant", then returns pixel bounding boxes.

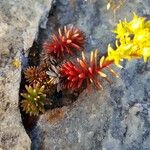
[21,83,46,116]
[43,26,85,59]
[24,66,47,84]
[59,50,118,90]
[59,13,150,90]
[106,13,150,68]
[21,14,150,117]
[24,65,55,94]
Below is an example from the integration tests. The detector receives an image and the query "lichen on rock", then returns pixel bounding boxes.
[0,0,53,149]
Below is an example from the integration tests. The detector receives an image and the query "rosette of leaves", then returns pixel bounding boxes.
[43,26,85,59]
[24,65,55,94]
[20,83,46,116]
[24,66,47,84]
[59,50,119,90]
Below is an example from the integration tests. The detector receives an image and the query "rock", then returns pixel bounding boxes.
[30,0,150,149]
[30,89,113,149]
[1,0,150,149]
[30,60,150,150]
[102,61,150,150]
[0,0,53,149]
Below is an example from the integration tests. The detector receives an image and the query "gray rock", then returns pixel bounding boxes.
[31,61,150,150]
[0,0,150,149]
[31,89,113,150]
[30,0,150,150]
[0,0,53,149]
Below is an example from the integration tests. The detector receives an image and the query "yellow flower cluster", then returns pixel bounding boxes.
[106,13,150,68]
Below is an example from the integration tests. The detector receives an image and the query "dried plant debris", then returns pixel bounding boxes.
[107,0,126,19]
[46,59,60,85]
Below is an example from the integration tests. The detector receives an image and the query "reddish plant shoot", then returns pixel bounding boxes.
[43,26,85,59]
[59,50,119,90]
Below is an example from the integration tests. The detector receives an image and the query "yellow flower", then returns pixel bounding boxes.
[143,47,150,62]
[145,20,150,28]
[128,13,145,32]
[107,44,123,68]
[134,29,150,43]
[106,13,150,67]
[113,20,130,39]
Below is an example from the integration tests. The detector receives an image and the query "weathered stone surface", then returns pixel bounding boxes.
[0,0,52,149]
[30,0,150,150]
[31,61,150,150]
[0,0,150,149]
[31,89,113,149]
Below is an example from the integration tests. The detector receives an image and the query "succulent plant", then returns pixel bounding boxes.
[24,65,55,93]
[19,13,150,120]
[43,26,85,58]
[106,13,150,67]
[20,83,46,116]
[24,66,47,84]
[59,50,118,90]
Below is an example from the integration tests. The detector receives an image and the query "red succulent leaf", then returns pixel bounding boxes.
[59,50,119,90]
[43,26,85,59]
[59,51,101,90]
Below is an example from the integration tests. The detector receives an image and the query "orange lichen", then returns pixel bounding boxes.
[45,108,65,123]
